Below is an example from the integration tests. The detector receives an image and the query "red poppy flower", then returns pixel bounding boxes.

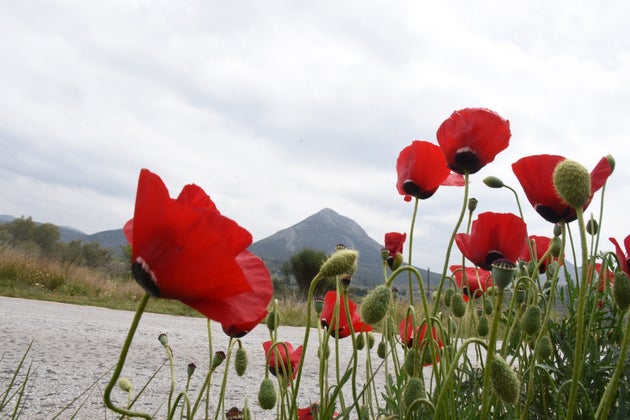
[512,155,613,224]
[297,403,339,419]
[455,212,528,271]
[320,291,372,339]
[399,315,443,364]
[449,265,492,301]
[520,235,562,274]
[384,232,406,269]
[610,235,630,276]
[396,140,465,201]
[123,169,273,337]
[589,262,615,292]
[436,108,511,174]
[263,340,303,381]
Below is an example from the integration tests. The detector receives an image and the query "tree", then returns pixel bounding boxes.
[287,248,333,298]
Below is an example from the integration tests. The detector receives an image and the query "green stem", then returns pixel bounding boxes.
[407,197,419,306]
[103,293,152,419]
[480,287,505,418]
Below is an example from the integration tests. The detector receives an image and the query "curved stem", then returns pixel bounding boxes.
[480,287,505,418]
[103,293,152,419]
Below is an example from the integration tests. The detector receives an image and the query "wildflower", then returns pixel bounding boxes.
[124,169,273,337]
[297,403,339,419]
[520,235,562,274]
[610,235,630,276]
[449,265,492,301]
[396,140,464,201]
[455,212,528,270]
[262,341,303,381]
[512,155,613,223]
[384,232,406,270]
[320,291,372,338]
[399,316,443,365]
[436,107,511,174]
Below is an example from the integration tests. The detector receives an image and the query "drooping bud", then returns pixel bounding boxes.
[403,348,422,377]
[550,237,562,258]
[451,294,467,318]
[118,377,133,393]
[380,248,389,261]
[377,341,387,359]
[492,259,517,290]
[553,223,562,238]
[355,333,365,350]
[468,197,479,212]
[521,305,542,335]
[586,218,599,236]
[477,316,489,337]
[490,355,520,405]
[613,271,630,311]
[515,285,527,304]
[403,377,425,412]
[360,285,392,324]
[535,335,554,361]
[257,378,277,410]
[552,159,591,208]
[443,287,455,307]
[212,351,226,369]
[484,297,493,315]
[234,347,248,376]
[367,332,375,349]
[319,249,359,277]
[483,176,505,189]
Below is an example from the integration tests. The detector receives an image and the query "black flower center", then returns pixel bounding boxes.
[403,180,437,199]
[131,257,161,297]
[451,150,481,174]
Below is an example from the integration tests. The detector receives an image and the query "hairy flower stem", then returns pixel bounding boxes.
[103,293,152,420]
[407,198,419,306]
[480,287,505,418]
[433,172,470,318]
[566,207,589,420]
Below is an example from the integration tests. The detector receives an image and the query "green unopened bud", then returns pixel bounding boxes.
[606,154,615,173]
[360,285,392,324]
[477,316,489,337]
[367,332,375,349]
[212,351,226,369]
[319,249,359,277]
[403,348,422,377]
[521,305,542,335]
[553,223,562,238]
[355,333,365,350]
[492,259,517,289]
[586,218,599,235]
[550,237,562,258]
[266,309,278,332]
[536,335,554,361]
[553,159,591,208]
[158,333,168,346]
[118,377,133,393]
[403,377,425,412]
[443,287,455,307]
[377,341,387,359]
[388,252,404,270]
[234,347,248,376]
[490,356,520,404]
[613,272,630,311]
[468,197,479,212]
[484,297,493,315]
[380,248,389,261]
[187,362,196,378]
[483,176,505,189]
[451,294,467,318]
[258,378,277,410]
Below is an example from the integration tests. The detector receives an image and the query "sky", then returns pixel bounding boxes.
[2,1,630,272]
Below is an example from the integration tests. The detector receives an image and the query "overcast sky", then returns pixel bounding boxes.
[2,1,629,271]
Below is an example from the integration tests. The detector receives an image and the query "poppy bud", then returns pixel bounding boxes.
[234,347,248,376]
[477,316,489,337]
[266,309,278,332]
[187,362,196,378]
[451,294,466,318]
[492,259,517,290]
[535,335,554,361]
[521,305,542,335]
[387,253,404,270]
[258,378,276,410]
[468,197,479,212]
[380,248,389,261]
[403,348,422,377]
[355,333,365,350]
[483,176,505,189]
[586,218,599,235]
[549,237,562,258]
[377,341,387,359]
[552,159,591,209]
[443,287,455,307]
[319,249,359,277]
[212,351,226,369]
[552,224,562,238]
[360,285,392,324]
[118,377,132,393]
[490,356,520,405]
[367,332,375,349]
[606,154,616,173]
[613,271,630,311]
[484,297,493,315]
[403,377,425,412]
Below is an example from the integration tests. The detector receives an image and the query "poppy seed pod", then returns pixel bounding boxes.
[492,259,517,289]
[187,362,196,378]
[468,197,479,212]
[158,333,168,346]
[355,333,365,350]
[451,294,467,318]
[234,347,248,376]
[312,297,325,315]
[483,176,505,189]
[490,356,520,405]
[212,351,226,369]
[360,285,392,324]
[613,271,630,311]
[318,249,359,278]
[552,159,591,209]
[257,378,276,410]
[404,377,425,412]
[521,305,542,335]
